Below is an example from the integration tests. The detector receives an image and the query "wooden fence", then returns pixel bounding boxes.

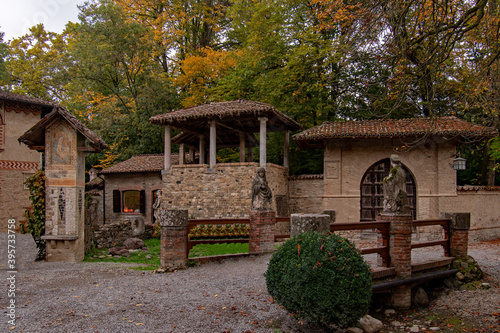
[186,217,452,267]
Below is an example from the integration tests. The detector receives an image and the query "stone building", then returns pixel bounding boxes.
[291,117,500,240]
[98,154,179,226]
[0,92,55,231]
[149,100,301,219]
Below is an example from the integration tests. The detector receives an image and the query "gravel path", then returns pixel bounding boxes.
[1,239,499,333]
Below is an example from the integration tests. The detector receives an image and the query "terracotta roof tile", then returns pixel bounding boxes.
[293,117,498,142]
[0,91,58,107]
[149,99,301,130]
[100,154,179,174]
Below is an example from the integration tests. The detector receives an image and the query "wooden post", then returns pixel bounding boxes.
[283,130,290,168]
[239,132,246,163]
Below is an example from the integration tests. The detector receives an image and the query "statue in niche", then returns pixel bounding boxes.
[251,167,273,211]
[383,154,410,214]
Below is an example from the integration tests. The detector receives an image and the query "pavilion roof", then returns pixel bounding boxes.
[293,117,498,146]
[150,100,301,147]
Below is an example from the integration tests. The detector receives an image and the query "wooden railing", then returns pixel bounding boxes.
[412,219,451,256]
[185,217,452,269]
[331,221,391,267]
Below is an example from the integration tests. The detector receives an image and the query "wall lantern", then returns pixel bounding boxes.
[453,156,467,170]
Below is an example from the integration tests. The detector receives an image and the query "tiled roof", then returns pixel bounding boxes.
[19,106,108,152]
[0,91,58,107]
[293,117,498,142]
[100,154,179,174]
[150,99,301,130]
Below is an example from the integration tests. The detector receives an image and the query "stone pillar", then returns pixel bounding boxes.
[199,135,205,164]
[283,130,290,168]
[158,209,188,271]
[42,120,86,262]
[239,132,246,162]
[290,213,330,237]
[189,146,194,163]
[322,210,336,224]
[249,210,275,254]
[383,213,413,309]
[179,143,185,165]
[164,125,171,172]
[259,117,267,167]
[247,146,254,162]
[442,212,470,259]
[209,120,216,169]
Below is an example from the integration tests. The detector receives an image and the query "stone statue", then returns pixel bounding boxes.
[153,190,162,222]
[383,154,410,214]
[251,167,273,211]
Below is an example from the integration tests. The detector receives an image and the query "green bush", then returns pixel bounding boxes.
[265,232,372,328]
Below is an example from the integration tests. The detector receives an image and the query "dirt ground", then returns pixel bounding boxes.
[1,239,499,333]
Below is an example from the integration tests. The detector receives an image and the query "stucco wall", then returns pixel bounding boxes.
[103,172,162,225]
[0,104,41,231]
[322,136,457,222]
[160,163,289,219]
[440,187,500,241]
[289,175,324,214]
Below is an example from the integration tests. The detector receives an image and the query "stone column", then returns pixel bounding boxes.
[442,212,470,259]
[164,125,171,172]
[383,213,413,309]
[249,210,275,254]
[179,143,185,165]
[199,135,205,164]
[159,209,188,271]
[283,130,290,168]
[247,146,254,162]
[239,132,246,162]
[209,120,216,169]
[290,213,330,237]
[259,117,267,167]
[189,146,194,163]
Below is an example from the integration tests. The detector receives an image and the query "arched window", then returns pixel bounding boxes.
[360,159,416,221]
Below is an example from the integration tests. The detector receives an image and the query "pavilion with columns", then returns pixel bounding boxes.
[149,100,302,219]
[149,100,301,171]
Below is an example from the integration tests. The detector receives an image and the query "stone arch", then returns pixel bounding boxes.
[360,158,416,221]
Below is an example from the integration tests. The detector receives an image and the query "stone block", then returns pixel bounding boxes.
[290,213,330,236]
[441,212,471,230]
[158,209,188,228]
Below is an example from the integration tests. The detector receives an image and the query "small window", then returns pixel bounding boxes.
[113,190,145,214]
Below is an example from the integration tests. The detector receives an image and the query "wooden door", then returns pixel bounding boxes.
[360,159,416,221]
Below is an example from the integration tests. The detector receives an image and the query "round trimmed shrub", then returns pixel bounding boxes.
[265,232,372,328]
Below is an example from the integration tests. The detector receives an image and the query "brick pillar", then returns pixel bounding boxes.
[383,213,413,309]
[159,209,188,271]
[442,213,470,259]
[249,210,275,254]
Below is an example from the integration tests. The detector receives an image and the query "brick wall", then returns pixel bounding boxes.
[289,175,324,214]
[160,163,289,219]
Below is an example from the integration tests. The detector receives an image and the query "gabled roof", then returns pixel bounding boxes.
[293,117,498,145]
[18,106,108,152]
[0,91,58,108]
[100,154,180,174]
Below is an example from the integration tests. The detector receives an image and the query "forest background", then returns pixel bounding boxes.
[0,0,499,185]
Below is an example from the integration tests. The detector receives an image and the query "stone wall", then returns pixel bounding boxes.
[160,163,289,219]
[289,175,324,214]
[93,217,153,248]
[103,172,162,225]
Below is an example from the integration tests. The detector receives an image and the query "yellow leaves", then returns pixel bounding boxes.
[177,47,243,108]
